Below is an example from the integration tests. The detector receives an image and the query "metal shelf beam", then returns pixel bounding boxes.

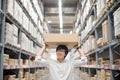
[80,65,120,70]
[4,65,44,70]
[5,45,36,57]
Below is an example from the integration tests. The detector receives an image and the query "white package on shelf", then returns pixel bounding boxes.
[5,23,13,44]
[113,7,120,37]
[6,0,14,15]
[14,1,20,21]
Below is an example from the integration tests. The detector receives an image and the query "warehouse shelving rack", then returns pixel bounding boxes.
[0,0,45,80]
[77,0,120,80]
[0,0,6,80]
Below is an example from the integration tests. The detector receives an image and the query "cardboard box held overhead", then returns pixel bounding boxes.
[43,34,79,49]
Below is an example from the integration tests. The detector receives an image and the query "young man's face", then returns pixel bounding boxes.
[56,49,66,59]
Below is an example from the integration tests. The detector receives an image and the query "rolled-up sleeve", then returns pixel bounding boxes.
[35,56,49,67]
[73,56,88,67]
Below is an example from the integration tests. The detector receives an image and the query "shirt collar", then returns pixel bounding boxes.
[56,59,66,63]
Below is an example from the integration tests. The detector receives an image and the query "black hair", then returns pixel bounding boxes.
[56,45,69,58]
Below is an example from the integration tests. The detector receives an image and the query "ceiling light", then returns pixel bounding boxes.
[58,0,63,34]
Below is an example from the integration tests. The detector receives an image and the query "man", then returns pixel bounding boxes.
[35,43,87,80]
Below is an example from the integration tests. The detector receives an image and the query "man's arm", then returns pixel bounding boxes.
[35,43,49,67]
[37,43,46,56]
[78,48,85,57]
[73,48,88,67]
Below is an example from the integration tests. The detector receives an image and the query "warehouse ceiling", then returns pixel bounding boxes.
[43,0,78,33]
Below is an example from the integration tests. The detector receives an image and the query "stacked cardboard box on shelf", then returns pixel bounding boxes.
[9,59,18,65]
[89,58,96,65]
[21,32,40,54]
[35,69,41,79]
[90,77,96,80]
[30,73,36,80]
[114,59,120,65]
[81,0,93,24]
[5,23,20,47]
[3,54,9,65]
[14,1,22,24]
[35,69,49,80]
[97,38,103,47]
[98,58,110,65]
[6,0,14,15]
[113,7,120,37]
[13,25,19,47]
[22,59,29,67]
[80,71,89,80]
[21,0,39,25]
[3,75,18,80]
[32,0,44,22]
[19,69,29,80]
[6,0,43,44]
[102,20,109,44]
[96,0,110,17]
[81,15,94,41]
[86,15,94,32]
[5,23,13,44]
[30,60,35,66]
[22,12,29,31]
[82,35,96,54]
[23,72,29,80]
[97,70,110,80]
[4,53,19,66]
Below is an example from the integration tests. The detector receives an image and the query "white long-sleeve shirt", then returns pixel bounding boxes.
[35,56,87,80]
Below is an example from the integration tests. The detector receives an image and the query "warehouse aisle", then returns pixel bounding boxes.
[1,0,120,80]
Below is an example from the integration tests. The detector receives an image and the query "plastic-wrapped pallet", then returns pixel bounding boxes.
[113,7,120,37]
